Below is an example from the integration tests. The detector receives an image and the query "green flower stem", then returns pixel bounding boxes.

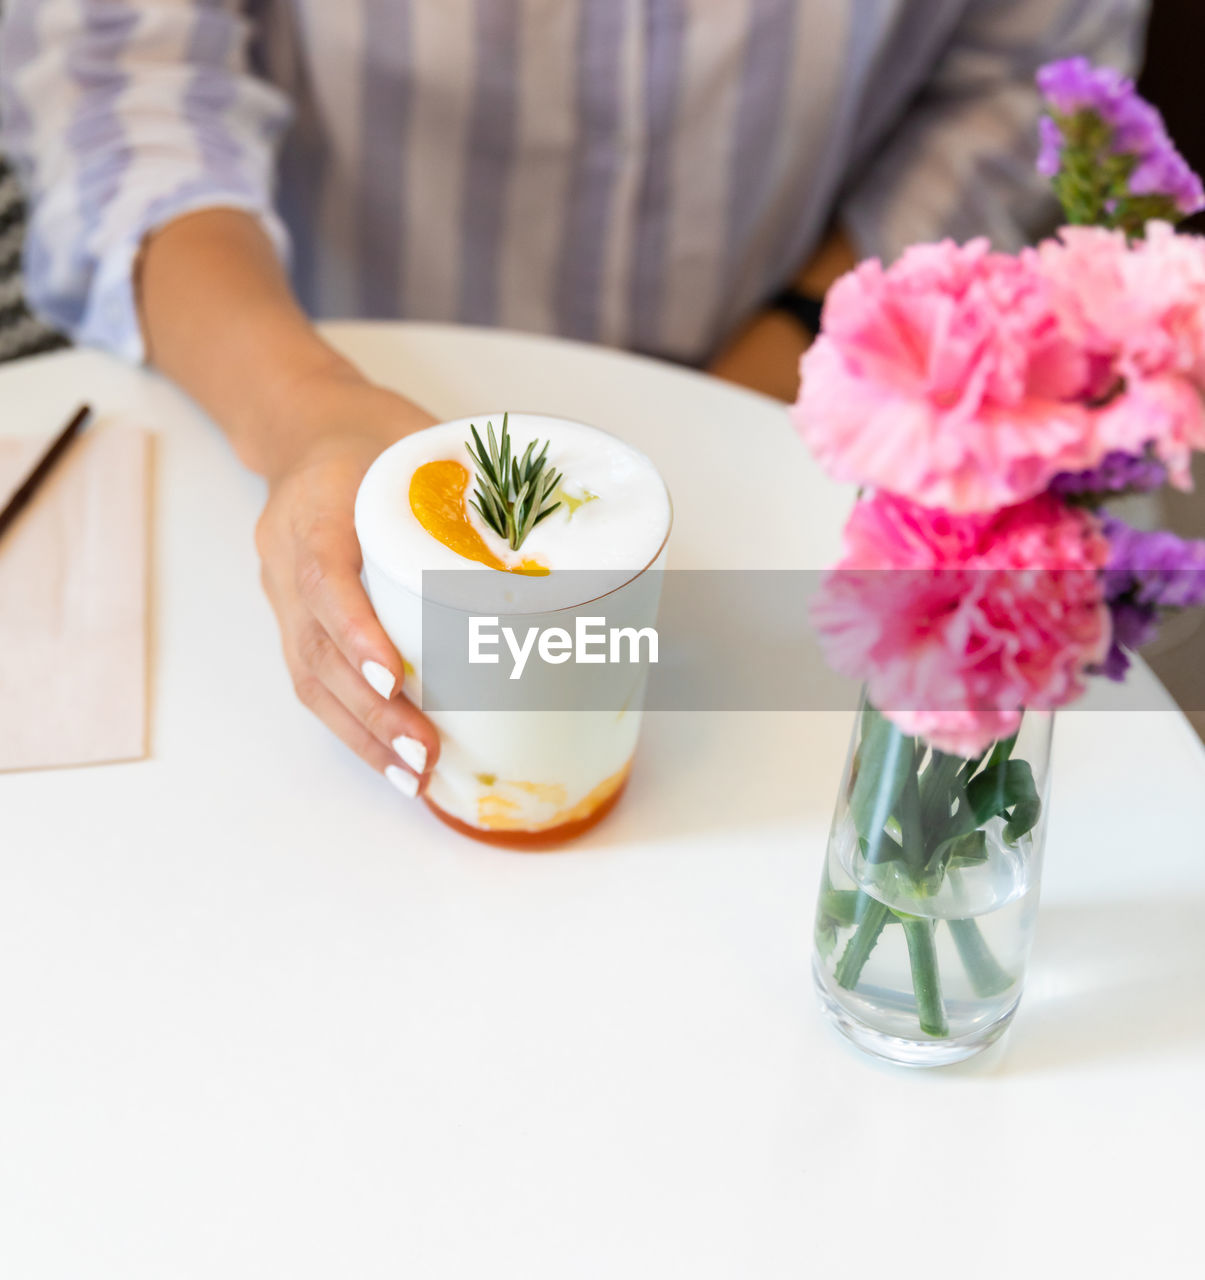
[827,702,1033,1038]
[820,888,862,929]
[949,918,1014,999]
[901,916,949,1038]
[834,895,892,990]
[820,886,905,933]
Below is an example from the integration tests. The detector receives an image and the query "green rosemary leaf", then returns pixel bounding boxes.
[480,487,506,531]
[487,420,501,477]
[469,496,503,539]
[466,413,563,553]
[479,492,506,537]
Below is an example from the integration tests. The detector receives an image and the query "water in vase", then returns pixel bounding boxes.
[814,810,1043,1058]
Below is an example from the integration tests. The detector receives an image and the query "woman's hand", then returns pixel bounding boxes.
[253,370,441,797]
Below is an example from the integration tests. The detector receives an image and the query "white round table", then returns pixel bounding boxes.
[2,324,1203,1279]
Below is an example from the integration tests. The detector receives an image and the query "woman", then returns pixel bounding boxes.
[0,0,1145,795]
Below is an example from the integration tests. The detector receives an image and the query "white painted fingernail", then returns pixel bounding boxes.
[392,734,428,774]
[385,765,419,799]
[362,660,396,700]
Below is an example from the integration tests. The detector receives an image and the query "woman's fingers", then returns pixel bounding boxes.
[291,611,439,776]
[294,519,411,703]
[262,558,439,791]
[287,665,422,798]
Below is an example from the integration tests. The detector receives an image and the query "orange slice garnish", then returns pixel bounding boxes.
[409,460,548,575]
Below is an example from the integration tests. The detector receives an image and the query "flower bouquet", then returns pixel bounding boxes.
[793,60,1205,1066]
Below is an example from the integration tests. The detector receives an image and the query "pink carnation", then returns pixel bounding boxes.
[792,239,1105,513]
[812,492,1112,756]
[1037,222,1205,487]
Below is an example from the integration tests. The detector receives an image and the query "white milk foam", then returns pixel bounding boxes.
[355,414,671,591]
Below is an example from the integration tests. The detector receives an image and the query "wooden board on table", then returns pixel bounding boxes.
[0,423,151,772]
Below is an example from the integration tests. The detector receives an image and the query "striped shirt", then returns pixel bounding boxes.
[0,0,1146,366]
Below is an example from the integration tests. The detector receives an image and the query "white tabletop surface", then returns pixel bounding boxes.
[2,324,1204,1279]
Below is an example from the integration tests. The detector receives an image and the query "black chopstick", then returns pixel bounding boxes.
[0,404,92,543]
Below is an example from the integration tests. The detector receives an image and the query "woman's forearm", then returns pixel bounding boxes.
[793,227,859,300]
[137,208,364,477]
[138,206,441,789]
[708,227,857,401]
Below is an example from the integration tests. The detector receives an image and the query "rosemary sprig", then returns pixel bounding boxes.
[466,413,563,551]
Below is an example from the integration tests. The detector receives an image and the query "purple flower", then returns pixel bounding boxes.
[1099,601,1160,680]
[1102,517,1205,606]
[1094,516,1205,679]
[1037,57,1205,218]
[1037,115,1064,179]
[1049,451,1169,499]
[1038,58,1128,117]
[1130,148,1205,214]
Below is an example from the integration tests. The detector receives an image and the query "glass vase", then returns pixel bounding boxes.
[813,695,1054,1067]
